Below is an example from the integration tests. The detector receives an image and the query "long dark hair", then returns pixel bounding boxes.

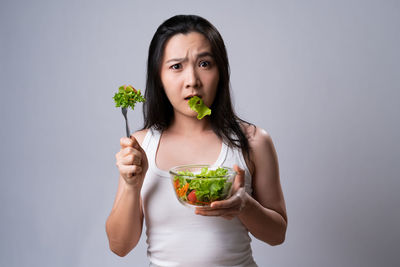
[143,15,252,159]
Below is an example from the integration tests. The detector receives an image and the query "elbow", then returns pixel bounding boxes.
[268,220,287,246]
[108,236,138,257]
[106,222,137,257]
[268,233,286,246]
[107,237,138,258]
[267,232,286,246]
[109,245,131,257]
[257,228,286,246]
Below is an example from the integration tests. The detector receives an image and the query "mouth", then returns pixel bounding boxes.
[184,94,201,101]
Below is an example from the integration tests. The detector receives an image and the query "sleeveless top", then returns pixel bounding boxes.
[140,128,257,267]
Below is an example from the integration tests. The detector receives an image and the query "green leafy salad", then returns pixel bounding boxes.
[173,167,233,206]
[113,85,145,110]
[188,96,211,120]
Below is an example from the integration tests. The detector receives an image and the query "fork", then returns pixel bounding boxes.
[121,107,130,137]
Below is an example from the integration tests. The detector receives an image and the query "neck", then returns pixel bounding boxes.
[167,112,213,136]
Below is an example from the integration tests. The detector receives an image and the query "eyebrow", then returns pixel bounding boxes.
[165,52,214,64]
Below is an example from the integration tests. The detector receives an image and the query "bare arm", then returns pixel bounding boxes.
[238,127,287,245]
[105,130,148,256]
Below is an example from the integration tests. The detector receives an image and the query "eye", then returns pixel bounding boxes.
[199,61,211,68]
[170,63,182,70]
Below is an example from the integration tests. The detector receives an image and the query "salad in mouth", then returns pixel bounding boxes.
[188,96,211,120]
[170,165,235,207]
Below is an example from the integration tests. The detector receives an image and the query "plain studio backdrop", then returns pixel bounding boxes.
[1,0,399,266]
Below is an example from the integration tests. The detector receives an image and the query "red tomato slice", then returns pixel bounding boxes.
[187,190,197,202]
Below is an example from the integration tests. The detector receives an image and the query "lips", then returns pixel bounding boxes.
[184,94,201,100]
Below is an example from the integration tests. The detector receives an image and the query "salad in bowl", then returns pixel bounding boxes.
[169,165,236,207]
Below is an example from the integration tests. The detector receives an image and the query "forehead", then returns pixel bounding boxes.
[163,32,212,59]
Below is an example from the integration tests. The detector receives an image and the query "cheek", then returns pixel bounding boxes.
[161,73,173,91]
[161,73,179,100]
[205,71,219,105]
[163,88,178,106]
[163,85,184,110]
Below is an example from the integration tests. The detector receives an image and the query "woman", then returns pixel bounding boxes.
[106,15,287,266]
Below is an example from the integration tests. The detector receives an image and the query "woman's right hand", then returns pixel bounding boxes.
[115,135,148,189]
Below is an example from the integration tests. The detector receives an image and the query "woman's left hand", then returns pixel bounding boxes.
[195,164,247,220]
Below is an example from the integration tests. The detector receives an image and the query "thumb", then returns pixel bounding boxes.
[232,164,245,192]
[129,135,145,154]
[129,135,140,148]
[130,135,148,163]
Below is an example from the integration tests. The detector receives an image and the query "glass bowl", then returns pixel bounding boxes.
[169,164,236,207]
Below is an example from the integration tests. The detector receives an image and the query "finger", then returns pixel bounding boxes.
[121,147,142,161]
[232,164,245,191]
[119,164,142,177]
[120,154,142,166]
[195,207,240,217]
[121,147,134,156]
[118,164,135,178]
[131,165,142,175]
[233,164,245,186]
[210,196,240,209]
[120,137,133,148]
[132,154,142,165]
[210,187,246,209]
[210,200,233,209]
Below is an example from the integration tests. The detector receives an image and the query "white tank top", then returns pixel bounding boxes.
[141,128,257,267]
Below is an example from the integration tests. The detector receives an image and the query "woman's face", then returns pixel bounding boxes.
[160,32,219,119]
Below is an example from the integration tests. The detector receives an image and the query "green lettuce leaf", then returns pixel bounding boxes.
[189,177,230,202]
[188,96,211,119]
[113,85,146,110]
[176,167,231,203]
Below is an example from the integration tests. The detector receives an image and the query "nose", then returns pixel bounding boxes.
[184,65,200,89]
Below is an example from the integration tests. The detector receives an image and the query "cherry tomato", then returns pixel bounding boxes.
[188,190,197,202]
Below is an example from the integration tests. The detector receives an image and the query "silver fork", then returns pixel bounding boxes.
[121,107,130,137]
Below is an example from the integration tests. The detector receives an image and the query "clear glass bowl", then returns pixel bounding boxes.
[169,164,236,207]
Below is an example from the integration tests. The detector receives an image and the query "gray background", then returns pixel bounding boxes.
[1,0,399,266]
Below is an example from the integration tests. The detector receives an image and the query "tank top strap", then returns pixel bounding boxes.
[212,141,228,167]
[141,129,152,151]
[142,128,168,178]
[142,128,161,159]
[142,128,161,149]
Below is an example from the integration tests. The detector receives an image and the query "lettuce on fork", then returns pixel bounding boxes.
[188,96,211,119]
[113,85,145,110]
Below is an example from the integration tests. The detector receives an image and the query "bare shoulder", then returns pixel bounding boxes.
[131,128,149,146]
[251,127,274,151]
[241,123,275,155]
[240,123,277,174]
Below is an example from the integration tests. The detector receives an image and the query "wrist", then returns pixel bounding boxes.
[123,182,142,194]
[238,191,253,217]
[120,174,143,192]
